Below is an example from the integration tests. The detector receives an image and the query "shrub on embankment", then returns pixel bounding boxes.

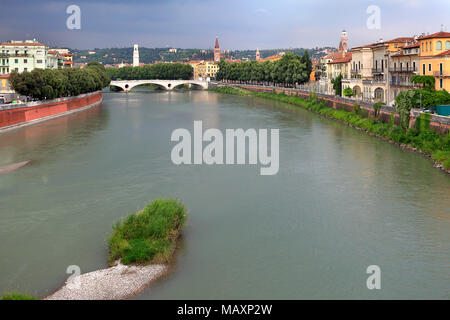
[108,198,187,265]
[210,86,450,170]
[0,293,37,300]
[9,62,110,100]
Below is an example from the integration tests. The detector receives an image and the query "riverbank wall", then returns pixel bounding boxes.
[0,91,102,132]
[234,84,450,136]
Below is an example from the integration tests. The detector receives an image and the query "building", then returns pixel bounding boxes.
[0,40,47,74]
[327,52,352,81]
[417,31,450,91]
[214,37,221,63]
[388,42,420,104]
[194,60,219,79]
[343,37,415,104]
[169,48,178,53]
[0,40,74,75]
[53,48,73,68]
[0,74,15,103]
[133,44,139,67]
[256,48,261,61]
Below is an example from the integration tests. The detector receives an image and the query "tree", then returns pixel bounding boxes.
[394,90,417,129]
[343,87,354,97]
[331,74,343,96]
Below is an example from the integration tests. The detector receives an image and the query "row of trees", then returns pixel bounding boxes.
[215,52,313,87]
[106,63,193,81]
[10,62,110,100]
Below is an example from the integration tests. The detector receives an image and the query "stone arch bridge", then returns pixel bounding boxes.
[110,79,209,92]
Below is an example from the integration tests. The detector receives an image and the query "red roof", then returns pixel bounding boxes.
[403,42,420,49]
[328,52,352,64]
[386,37,415,44]
[1,42,45,46]
[0,73,10,79]
[418,31,450,40]
[434,49,450,57]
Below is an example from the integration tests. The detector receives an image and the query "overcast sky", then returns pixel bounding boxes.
[0,0,449,50]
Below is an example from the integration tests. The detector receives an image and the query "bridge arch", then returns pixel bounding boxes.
[109,80,208,92]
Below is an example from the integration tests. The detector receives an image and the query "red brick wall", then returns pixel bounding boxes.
[0,92,102,129]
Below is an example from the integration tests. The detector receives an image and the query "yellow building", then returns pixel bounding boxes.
[417,31,450,91]
[193,60,219,79]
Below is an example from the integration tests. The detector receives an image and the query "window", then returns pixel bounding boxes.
[24,59,27,64]
[24,68,27,72]
[423,64,426,75]
[440,63,443,75]
[413,62,416,70]
[440,79,443,89]
[429,64,432,72]
[14,59,18,63]
[37,59,43,64]
[446,41,450,50]
[15,68,18,72]
[437,41,442,50]
[430,41,433,50]
[426,43,428,51]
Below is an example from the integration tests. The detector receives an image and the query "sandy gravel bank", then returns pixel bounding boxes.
[45,262,167,300]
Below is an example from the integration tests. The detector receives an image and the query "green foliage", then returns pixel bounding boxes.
[390,112,395,125]
[9,63,110,100]
[331,74,343,96]
[411,75,435,90]
[415,113,431,132]
[394,90,417,129]
[353,103,360,115]
[0,293,37,300]
[216,52,311,86]
[343,87,353,97]
[212,86,450,170]
[106,63,193,81]
[108,198,187,265]
[373,102,384,117]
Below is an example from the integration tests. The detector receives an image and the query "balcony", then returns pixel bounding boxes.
[371,68,385,74]
[350,69,360,75]
[433,70,449,78]
[362,79,386,85]
[389,67,417,73]
[390,81,418,87]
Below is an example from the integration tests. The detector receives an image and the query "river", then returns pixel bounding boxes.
[0,88,449,299]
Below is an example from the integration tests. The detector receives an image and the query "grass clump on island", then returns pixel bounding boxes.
[108,198,187,265]
[210,86,450,170]
[0,293,37,300]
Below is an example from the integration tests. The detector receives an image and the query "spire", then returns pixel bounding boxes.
[215,37,220,49]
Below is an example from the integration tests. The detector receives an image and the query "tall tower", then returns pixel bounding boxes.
[256,48,261,61]
[339,30,348,53]
[133,44,139,67]
[214,37,221,63]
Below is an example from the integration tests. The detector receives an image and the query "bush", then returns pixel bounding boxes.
[108,198,187,265]
[353,103,360,115]
[0,293,37,300]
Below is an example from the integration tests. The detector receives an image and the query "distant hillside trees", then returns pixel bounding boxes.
[215,52,312,87]
[106,63,193,80]
[10,62,110,100]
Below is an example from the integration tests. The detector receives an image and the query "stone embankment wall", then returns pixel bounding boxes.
[237,85,449,136]
[0,91,102,131]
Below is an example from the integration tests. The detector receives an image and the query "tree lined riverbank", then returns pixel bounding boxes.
[210,86,450,173]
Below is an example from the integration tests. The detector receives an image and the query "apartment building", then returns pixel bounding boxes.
[0,40,73,75]
[417,31,450,91]
[0,40,47,75]
[343,37,415,104]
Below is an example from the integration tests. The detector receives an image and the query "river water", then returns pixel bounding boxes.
[0,89,449,299]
